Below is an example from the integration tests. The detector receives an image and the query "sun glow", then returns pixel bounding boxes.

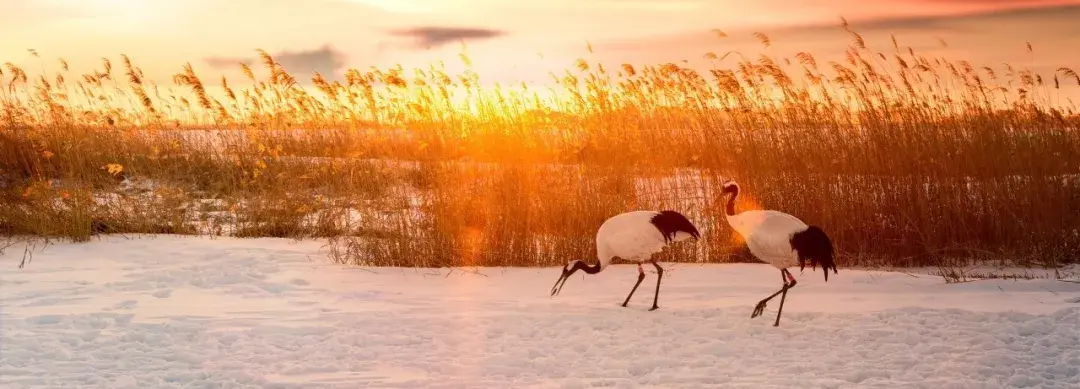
[49,0,167,30]
[56,0,153,16]
[341,0,452,13]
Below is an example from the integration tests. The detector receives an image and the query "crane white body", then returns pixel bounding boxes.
[596,210,698,270]
[550,210,700,311]
[725,209,809,270]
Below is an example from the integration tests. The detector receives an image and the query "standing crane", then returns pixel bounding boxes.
[550,210,701,311]
[720,180,838,326]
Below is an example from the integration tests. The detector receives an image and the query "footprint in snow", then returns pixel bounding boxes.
[258,283,288,294]
[113,376,138,389]
[111,300,139,310]
[290,278,311,286]
[152,289,173,299]
[1067,296,1080,304]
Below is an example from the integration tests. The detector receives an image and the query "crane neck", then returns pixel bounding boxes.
[724,187,739,217]
[581,261,602,274]
[595,245,615,271]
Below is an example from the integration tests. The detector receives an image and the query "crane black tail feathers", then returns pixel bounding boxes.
[650,210,701,243]
[790,225,838,282]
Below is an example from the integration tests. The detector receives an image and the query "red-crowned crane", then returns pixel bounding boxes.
[550,210,701,311]
[720,180,838,326]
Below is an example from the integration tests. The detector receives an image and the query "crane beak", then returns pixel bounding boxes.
[550,266,577,296]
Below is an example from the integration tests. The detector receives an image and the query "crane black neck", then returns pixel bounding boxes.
[572,260,602,274]
[724,185,739,216]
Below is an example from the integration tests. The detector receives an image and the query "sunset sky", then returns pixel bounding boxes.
[2,0,1079,97]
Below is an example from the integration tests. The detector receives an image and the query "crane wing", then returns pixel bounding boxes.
[602,224,669,262]
[731,210,807,267]
[745,227,797,265]
[596,211,675,264]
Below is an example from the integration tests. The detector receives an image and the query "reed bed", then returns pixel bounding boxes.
[2,27,1079,269]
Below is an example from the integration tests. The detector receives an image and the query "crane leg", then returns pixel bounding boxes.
[621,264,647,307]
[649,261,664,311]
[772,269,798,326]
[751,269,797,324]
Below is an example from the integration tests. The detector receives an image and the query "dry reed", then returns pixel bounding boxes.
[2,27,1079,269]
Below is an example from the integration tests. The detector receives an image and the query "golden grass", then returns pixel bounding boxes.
[2,27,1079,269]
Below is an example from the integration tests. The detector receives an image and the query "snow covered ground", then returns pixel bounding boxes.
[2,235,1079,389]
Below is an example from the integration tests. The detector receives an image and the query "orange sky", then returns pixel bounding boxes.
[2,0,1079,101]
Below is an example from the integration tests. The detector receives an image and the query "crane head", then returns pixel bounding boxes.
[550,260,583,296]
[720,180,739,194]
[550,260,603,296]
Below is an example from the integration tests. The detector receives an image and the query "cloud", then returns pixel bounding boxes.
[204,44,348,81]
[204,57,253,69]
[387,26,506,49]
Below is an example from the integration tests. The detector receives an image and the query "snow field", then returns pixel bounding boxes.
[1,235,1078,388]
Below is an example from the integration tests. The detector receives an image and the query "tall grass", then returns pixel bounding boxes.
[2,27,1079,269]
